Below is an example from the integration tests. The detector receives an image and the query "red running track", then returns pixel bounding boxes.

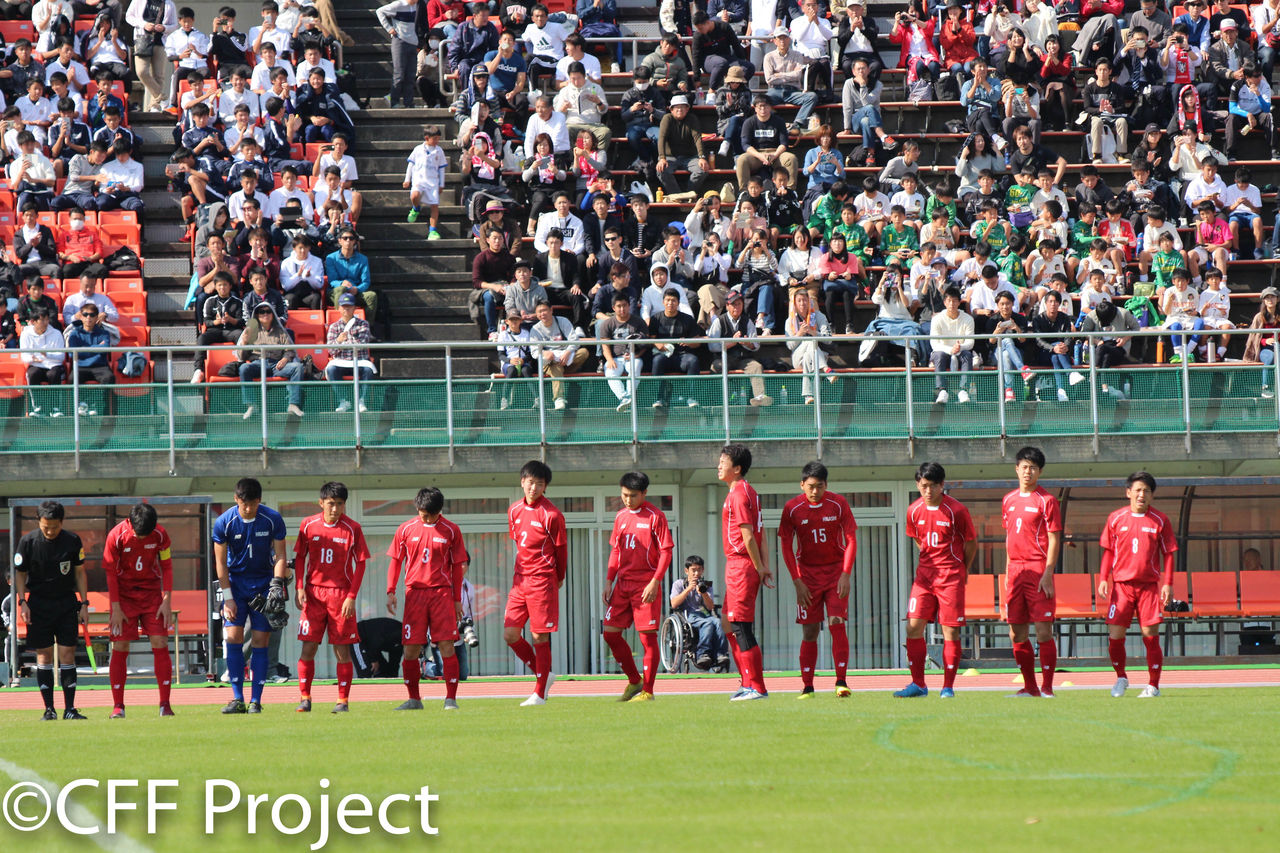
[0,668,1277,711]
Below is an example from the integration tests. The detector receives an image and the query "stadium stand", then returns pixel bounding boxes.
[9,0,1280,416]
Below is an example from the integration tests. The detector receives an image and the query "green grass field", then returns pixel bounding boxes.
[1,688,1277,852]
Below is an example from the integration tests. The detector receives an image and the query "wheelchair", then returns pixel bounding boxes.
[659,611,728,674]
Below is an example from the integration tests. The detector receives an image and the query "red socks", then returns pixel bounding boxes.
[533,641,552,698]
[799,640,818,689]
[1143,635,1163,688]
[298,658,315,699]
[1039,639,1057,693]
[942,640,961,690]
[1012,641,1039,694]
[110,649,128,708]
[336,662,353,702]
[830,625,849,683]
[745,645,766,694]
[726,632,744,687]
[639,631,659,694]
[403,658,421,700]
[442,654,459,700]
[1108,638,1127,678]
[604,631,641,684]
[508,636,537,671]
[152,648,172,708]
[906,637,926,688]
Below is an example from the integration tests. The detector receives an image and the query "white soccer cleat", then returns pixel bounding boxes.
[1137,685,1160,698]
[957,389,970,404]
[519,694,546,707]
[935,389,949,404]
[443,698,459,710]
[1110,676,1129,698]
[543,672,556,699]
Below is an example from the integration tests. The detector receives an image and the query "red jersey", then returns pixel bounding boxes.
[102,521,173,604]
[1001,486,1062,567]
[386,515,467,599]
[722,479,763,563]
[905,494,977,587]
[777,492,857,586]
[608,501,674,585]
[1100,506,1177,586]
[508,496,568,585]
[294,513,370,596]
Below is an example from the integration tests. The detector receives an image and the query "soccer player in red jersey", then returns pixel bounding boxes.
[1098,471,1177,698]
[386,487,469,711]
[778,461,858,699]
[504,460,568,707]
[1001,447,1063,698]
[895,462,977,699]
[603,471,674,702]
[719,443,774,701]
[103,503,175,719]
[294,482,371,713]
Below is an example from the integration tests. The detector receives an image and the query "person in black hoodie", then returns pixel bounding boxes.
[193,271,245,382]
[295,67,355,143]
[691,12,754,91]
[619,66,667,171]
[837,0,881,83]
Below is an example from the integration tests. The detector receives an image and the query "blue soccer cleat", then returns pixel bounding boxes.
[893,683,928,698]
[939,687,955,698]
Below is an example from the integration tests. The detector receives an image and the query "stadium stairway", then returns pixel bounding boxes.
[131,0,1280,382]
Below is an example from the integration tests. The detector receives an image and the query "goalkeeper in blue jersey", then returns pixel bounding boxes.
[213,477,290,714]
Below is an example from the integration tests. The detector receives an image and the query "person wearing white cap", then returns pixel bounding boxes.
[836,0,882,83]
[656,95,709,195]
[1206,18,1255,102]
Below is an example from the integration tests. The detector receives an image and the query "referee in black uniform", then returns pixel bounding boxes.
[13,500,89,720]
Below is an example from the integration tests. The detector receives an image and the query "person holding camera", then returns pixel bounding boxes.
[669,555,729,671]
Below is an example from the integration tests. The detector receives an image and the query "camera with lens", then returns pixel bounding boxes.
[697,580,711,593]
[460,617,480,648]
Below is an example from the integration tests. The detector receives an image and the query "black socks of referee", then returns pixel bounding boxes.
[37,664,55,710]
[60,664,77,710]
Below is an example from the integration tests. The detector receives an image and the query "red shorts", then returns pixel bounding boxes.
[795,580,849,624]
[907,580,966,627]
[1105,581,1163,628]
[1005,564,1055,624]
[403,587,459,646]
[504,579,559,633]
[723,558,760,623]
[604,576,661,631]
[298,585,359,644]
[110,595,168,641]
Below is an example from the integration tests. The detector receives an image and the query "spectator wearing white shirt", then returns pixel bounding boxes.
[32,0,75,55]
[249,42,294,93]
[16,79,54,148]
[8,132,57,211]
[295,44,337,86]
[223,103,265,151]
[61,274,120,328]
[312,166,362,226]
[163,9,211,90]
[125,0,179,112]
[1221,166,1265,259]
[533,193,586,254]
[966,264,1018,316]
[553,63,611,150]
[266,166,315,223]
[1196,267,1233,360]
[248,3,293,59]
[858,262,927,365]
[555,35,602,87]
[83,18,130,81]
[523,5,568,94]
[218,69,261,125]
[19,309,66,417]
[930,285,976,404]
[788,1,833,95]
[44,42,91,93]
[312,133,358,188]
[639,265,693,323]
[96,146,145,211]
[1184,160,1227,213]
[279,235,326,309]
[524,95,570,160]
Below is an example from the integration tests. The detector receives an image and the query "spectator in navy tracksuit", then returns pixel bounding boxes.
[448,4,499,91]
[577,0,624,70]
[295,68,355,143]
[706,0,746,25]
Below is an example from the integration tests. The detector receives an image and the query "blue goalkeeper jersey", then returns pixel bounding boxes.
[213,505,287,580]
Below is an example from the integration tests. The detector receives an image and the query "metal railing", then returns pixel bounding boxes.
[2,327,1277,470]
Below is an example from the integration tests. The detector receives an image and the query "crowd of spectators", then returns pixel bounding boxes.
[415,0,1280,407]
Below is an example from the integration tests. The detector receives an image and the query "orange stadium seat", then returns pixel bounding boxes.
[324,308,365,324]
[1189,571,1242,617]
[116,314,150,347]
[0,351,26,401]
[104,277,144,295]
[289,310,326,345]
[98,210,139,227]
[0,21,33,42]
[1239,571,1280,617]
[110,290,147,317]
[1053,573,1096,618]
[965,574,999,621]
[205,348,242,383]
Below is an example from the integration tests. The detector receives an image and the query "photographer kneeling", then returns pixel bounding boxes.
[669,556,730,671]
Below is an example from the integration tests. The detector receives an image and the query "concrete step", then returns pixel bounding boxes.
[389,322,480,342]
[380,355,491,379]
